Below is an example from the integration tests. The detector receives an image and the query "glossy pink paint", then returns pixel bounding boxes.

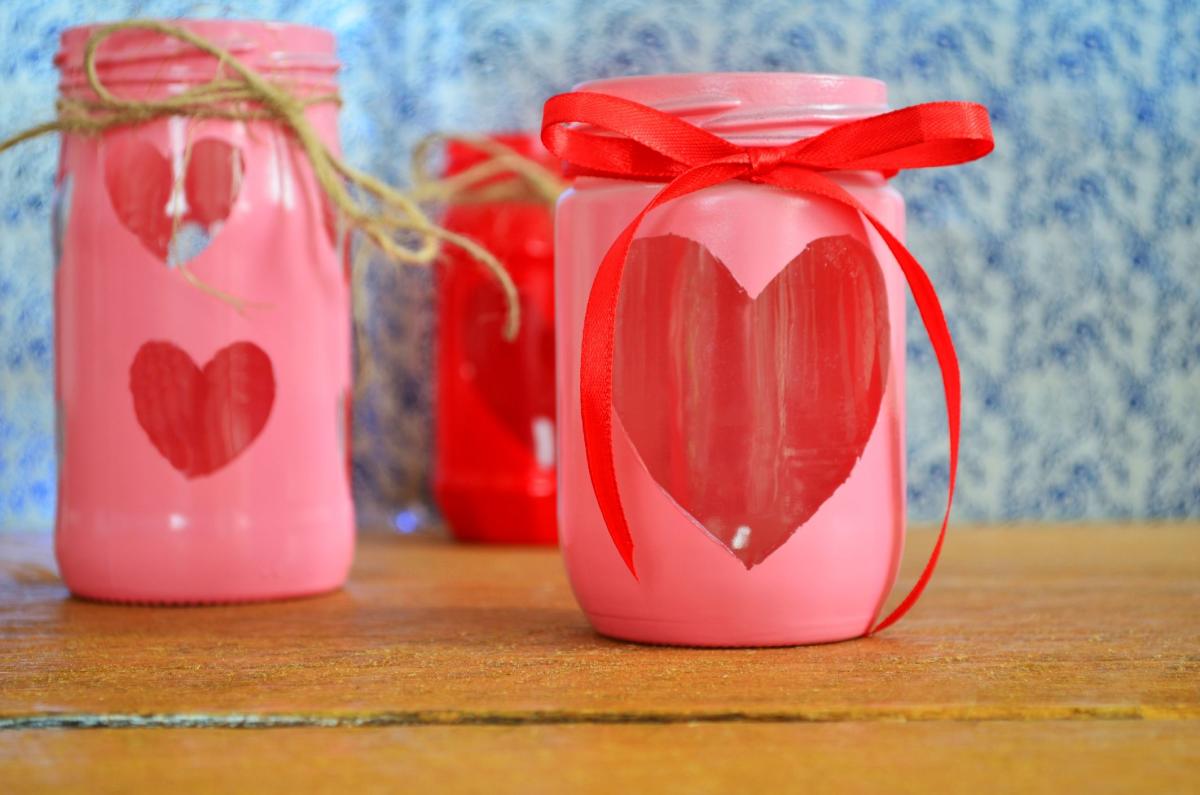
[53,21,354,603]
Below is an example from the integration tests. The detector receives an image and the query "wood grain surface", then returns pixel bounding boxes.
[1,524,1197,792]
[4,722,1199,795]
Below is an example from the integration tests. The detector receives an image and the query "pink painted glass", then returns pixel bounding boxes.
[555,74,908,646]
[53,21,354,603]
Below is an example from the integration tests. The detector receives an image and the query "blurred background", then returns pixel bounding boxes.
[0,0,1197,530]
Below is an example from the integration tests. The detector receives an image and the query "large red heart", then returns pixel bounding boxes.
[614,234,891,568]
[129,341,275,478]
[105,137,244,263]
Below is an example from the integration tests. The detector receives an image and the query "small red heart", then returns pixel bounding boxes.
[129,341,275,478]
[614,234,891,568]
[105,137,244,262]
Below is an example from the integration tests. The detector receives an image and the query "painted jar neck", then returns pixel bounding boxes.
[55,20,339,101]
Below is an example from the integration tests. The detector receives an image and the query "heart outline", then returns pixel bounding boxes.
[613,233,891,568]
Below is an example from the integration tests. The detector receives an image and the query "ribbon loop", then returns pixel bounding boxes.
[777,102,995,173]
[541,91,992,636]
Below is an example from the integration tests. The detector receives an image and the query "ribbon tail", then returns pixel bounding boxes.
[580,163,748,578]
[755,167,960,634]
[862,215,960,635]
[760,167,961,635]
[580,218,642,576]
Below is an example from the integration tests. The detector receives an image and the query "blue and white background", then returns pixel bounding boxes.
[1,0,1197,528]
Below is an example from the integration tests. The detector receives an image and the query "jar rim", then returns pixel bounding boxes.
[573,72,888,139]
[577,70,885,92]
[55,19,338,76]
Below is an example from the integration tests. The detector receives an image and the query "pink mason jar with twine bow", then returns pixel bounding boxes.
[53,21,354,603]
[545,73,992,646]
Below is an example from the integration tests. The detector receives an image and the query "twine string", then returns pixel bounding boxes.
[0,19,521,339]
[409,132,566,206]
[348,132,564,400]
[168,118,270,313]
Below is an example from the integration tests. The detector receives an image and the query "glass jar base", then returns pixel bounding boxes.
[54,509,354,605]
[586,610,873,648]
[63,581,344,606]
[435,481,557,545]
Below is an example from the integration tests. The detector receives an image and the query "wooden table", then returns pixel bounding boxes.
[1,524,1197,793]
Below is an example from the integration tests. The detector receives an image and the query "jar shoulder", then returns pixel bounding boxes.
[560,175,905,226]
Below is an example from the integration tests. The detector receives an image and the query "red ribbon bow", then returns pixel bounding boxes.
[541,91,994,634]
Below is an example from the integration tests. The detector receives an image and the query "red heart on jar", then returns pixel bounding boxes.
[129,340,275,478]
[613,234,891,568]
[105,136,244,264]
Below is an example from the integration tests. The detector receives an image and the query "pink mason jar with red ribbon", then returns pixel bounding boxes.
[53,22,354,603]
[543,73,992,645]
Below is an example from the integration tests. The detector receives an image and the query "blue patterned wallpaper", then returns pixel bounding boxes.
[0,0,1197,528]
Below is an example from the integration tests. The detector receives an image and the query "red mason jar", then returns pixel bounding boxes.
[432,133,559,544]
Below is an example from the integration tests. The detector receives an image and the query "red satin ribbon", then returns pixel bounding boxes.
[541,91,993,635]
